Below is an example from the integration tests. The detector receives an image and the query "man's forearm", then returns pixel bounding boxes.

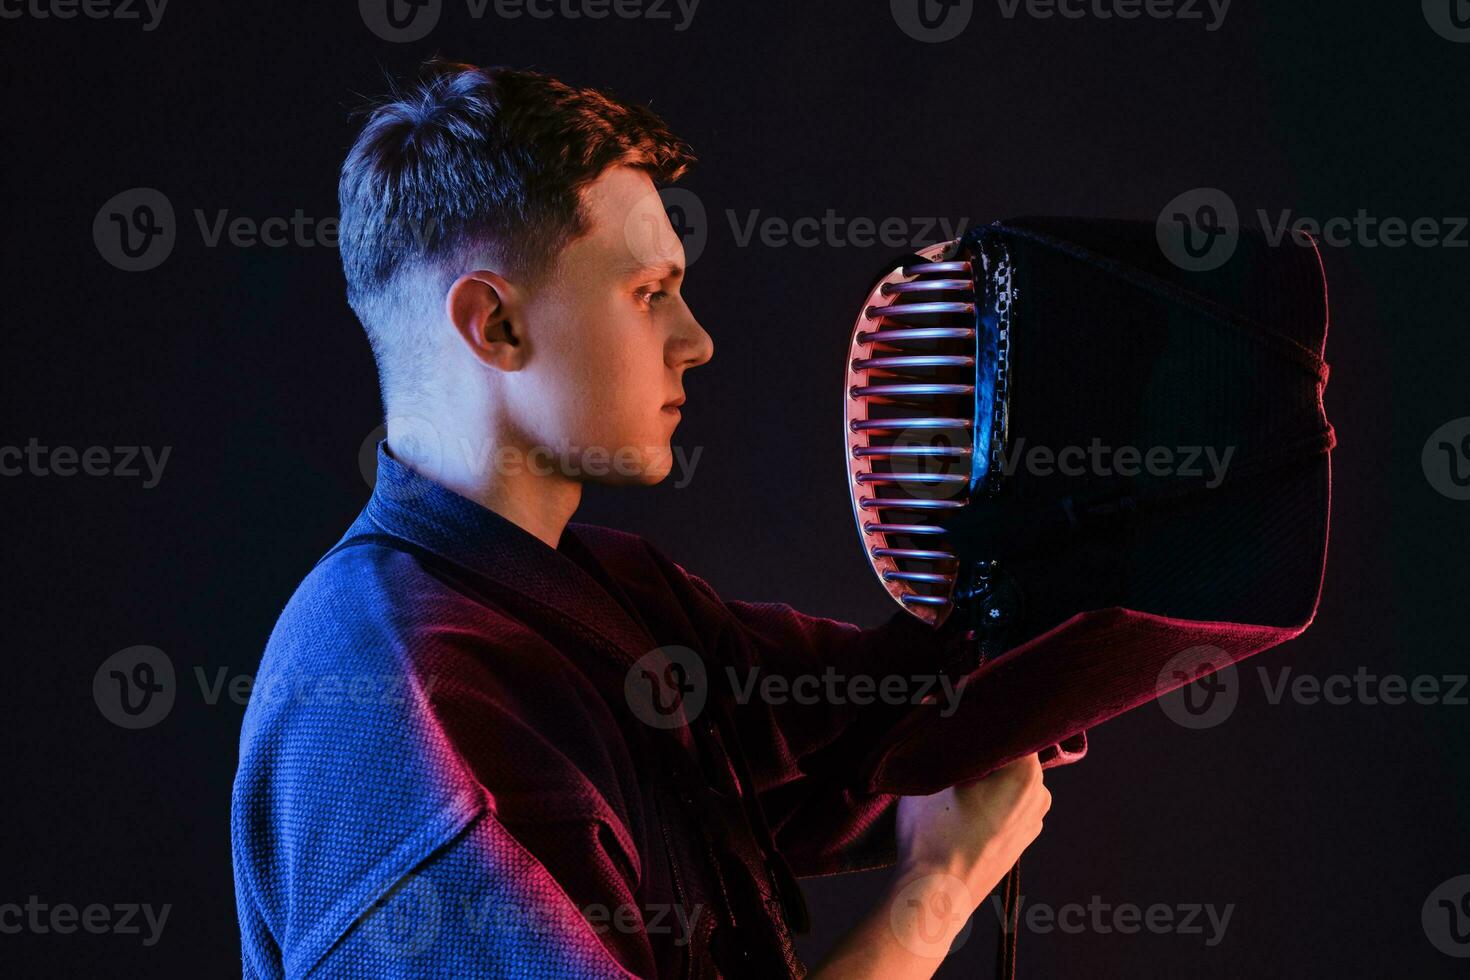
[811,756,1048,979]
[809,864,981,980]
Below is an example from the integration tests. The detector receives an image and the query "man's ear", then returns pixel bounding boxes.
[446,270,525,371]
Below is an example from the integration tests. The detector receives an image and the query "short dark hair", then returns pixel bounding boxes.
[338,58,695,400]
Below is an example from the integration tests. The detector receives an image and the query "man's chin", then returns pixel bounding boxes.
[580,446,674,487]
[631,453,675,486]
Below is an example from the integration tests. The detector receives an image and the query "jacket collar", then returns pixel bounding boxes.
[358,440,657,665]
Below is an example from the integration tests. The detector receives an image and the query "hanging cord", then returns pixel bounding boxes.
[994,859,1021,979]
[945,559,1025,978]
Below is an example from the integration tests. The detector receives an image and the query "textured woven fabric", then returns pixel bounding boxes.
[232,443,965,978]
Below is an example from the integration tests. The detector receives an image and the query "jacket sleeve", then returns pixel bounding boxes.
[233,547,655,978]
[657,552,970,877]
[300,810,640,980]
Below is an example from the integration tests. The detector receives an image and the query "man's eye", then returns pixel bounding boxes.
[636,288,669,307]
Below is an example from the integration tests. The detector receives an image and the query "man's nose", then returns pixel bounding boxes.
[675,306,714,369]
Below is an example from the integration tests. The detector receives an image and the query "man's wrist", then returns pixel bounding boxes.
[882,863,981,962]
[809,864,978,979]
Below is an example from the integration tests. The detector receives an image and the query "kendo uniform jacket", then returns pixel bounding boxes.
[232,443,969,978]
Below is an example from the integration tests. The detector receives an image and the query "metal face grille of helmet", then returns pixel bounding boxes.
[844,235,1013,628]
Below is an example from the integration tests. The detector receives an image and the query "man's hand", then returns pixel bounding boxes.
[811,754,1051,979]
[895,752,1051,902]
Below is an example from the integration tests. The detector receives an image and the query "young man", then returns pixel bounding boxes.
[231,59,1049,978]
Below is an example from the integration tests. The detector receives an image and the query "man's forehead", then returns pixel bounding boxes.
[576,165,687,274]
[583,164,656,212]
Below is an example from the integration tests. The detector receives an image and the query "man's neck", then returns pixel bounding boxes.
[468,468,582,551]
[385,427,581,551]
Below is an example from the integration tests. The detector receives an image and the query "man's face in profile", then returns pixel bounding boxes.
[512,165,714,486]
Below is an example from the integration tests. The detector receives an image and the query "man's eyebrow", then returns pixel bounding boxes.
[622,260,684,281]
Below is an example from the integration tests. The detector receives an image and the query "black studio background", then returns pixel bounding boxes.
[2,0,1468,975]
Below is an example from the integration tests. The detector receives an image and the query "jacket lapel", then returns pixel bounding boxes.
[360,441,658,667]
